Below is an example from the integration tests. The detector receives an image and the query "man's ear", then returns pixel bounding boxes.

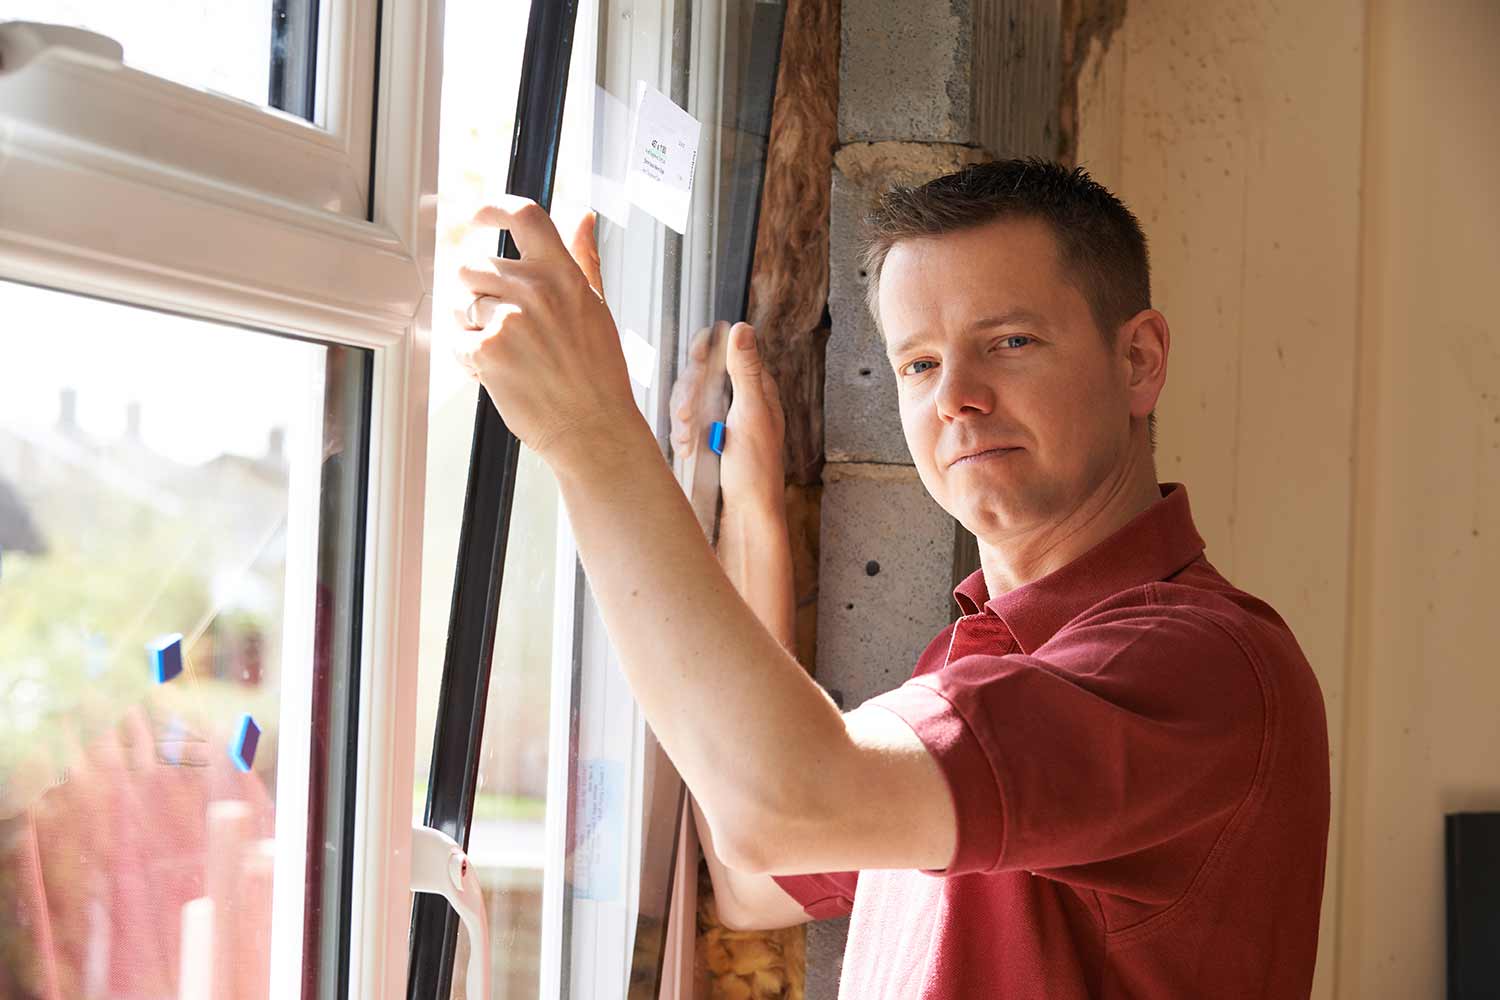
[1118,308,1169,421]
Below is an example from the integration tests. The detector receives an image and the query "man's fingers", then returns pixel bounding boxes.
[671,369,703,422]
[457,259,536,303]
[671,326,717,421]
[453,296,518,332]
[673,381,698,422]
[688,325,712,363]
[471,196,574,264]
[566,210,606,299]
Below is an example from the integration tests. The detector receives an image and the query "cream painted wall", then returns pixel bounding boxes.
[1077,0,1500,996]
[1338,1,1500,994]
[1075,2,1365,996]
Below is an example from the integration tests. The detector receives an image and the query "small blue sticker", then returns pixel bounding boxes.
[708,421,726,456]
[147,634,184,684]
[230,713,260,772]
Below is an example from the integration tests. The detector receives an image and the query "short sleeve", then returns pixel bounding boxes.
[863,604,1265,882]
[769,870,859,920]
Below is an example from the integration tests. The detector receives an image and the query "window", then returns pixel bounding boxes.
[0,0,439,995]
[0,281,370,999]
[1,0,785,995]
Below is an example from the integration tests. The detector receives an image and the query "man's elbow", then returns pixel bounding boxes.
[708,876,810,933]
[707,737,847,874]
[712,895,768,933]
[713,772,842,874]
[715,826,777,876]
[719,816,833,877]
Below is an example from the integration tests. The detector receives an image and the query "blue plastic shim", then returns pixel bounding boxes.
[708,421,726,456]
[230,713,260,772]
[147,634,184,684]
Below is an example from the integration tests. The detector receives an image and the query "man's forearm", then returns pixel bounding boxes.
[550,422,844,869]
[697,489,805,922]
[716,500,796,651]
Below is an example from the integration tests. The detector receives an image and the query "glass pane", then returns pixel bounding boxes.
[414,1,543,998]
[0,0,318,120]
[549,2,790,998]
[0,280,369,999]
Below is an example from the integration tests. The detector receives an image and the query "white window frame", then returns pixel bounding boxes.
[0,0,442,995]
[0,0,379,219]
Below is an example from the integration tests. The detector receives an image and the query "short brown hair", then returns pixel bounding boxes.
[860,157,1155,439]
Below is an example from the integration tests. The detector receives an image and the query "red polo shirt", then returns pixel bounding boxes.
[772,483,1329,998]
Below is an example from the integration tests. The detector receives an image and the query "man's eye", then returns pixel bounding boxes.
[902,359,937,376]
[1000,335,1033,349]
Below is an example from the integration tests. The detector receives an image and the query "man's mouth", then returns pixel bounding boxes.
[949,447,1020,468]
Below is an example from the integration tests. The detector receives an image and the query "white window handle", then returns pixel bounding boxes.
[411,825,490,1000]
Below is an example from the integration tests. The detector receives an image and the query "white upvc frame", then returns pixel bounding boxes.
[0,0,444,996]
[0,0,378,219]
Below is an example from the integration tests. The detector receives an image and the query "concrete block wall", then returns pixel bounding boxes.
[815,462,958,706]
[809,2,1063,995]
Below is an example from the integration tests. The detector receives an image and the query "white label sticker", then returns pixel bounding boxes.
[625,82,701,234]
[570,758,624,902]
[619,328,658,389]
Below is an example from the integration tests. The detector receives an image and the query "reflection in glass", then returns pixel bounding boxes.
[0,280,368,999]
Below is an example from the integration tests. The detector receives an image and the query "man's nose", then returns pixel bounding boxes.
[934,358,996,421]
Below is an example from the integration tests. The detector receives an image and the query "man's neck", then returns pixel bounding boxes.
[977,456,1162,600]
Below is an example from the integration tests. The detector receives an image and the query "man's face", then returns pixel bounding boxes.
[879,216,1134,541]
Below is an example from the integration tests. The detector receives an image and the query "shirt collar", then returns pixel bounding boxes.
[952,483,1206,654]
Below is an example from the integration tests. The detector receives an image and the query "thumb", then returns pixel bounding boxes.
[725,322,765,399]
[729,325,774,410]
[567,210,606,300]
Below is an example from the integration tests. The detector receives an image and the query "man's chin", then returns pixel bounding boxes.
[957,492,1053,541]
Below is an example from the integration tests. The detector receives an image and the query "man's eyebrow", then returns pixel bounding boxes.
[968,308,1049,332]
[885,332,928,359]
[886,309,1049,358]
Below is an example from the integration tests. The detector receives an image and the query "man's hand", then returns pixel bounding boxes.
[453,196,643,465]
[670,322,786,515]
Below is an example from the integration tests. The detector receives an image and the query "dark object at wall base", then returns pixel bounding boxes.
[1446,811,1500,999]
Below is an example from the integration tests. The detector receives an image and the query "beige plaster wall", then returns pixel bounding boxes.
[1338,1,1500,994]
[1076,2,1364,994]
[1076,0,1499,996]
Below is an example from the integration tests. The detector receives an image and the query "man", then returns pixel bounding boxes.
[455,158,1331,998]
